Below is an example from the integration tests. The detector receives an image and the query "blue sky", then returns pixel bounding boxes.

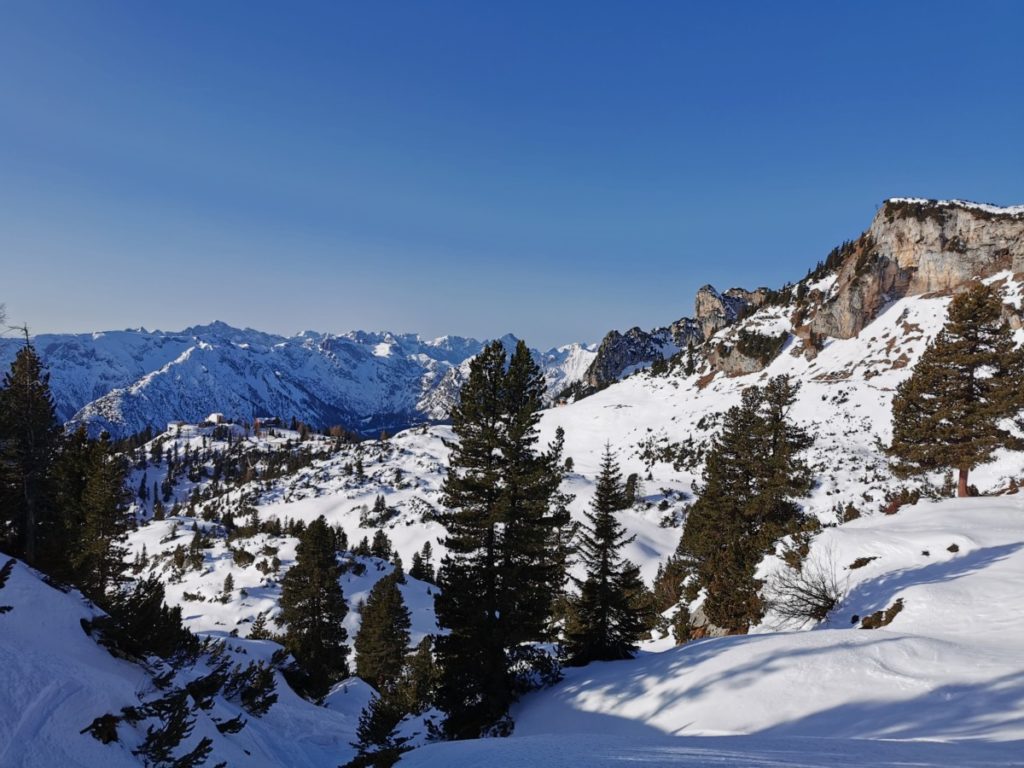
[1,2,1021,348]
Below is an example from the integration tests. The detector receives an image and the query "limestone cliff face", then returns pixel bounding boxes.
[811,200,1024,339]
[694,285,767,340]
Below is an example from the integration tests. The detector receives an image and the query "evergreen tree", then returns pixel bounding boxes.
[409,541,435,583]
[370,529,392,560]
[70,434,131,601]
[343,689,410,768]
[0,342,60,567]
[399,636,439,714]
[354,573,411,691]
[677,376,812,632]
[279,515,349,697]
[564,446,646,665]
[889,283,1024,496]
[434,340,569,739]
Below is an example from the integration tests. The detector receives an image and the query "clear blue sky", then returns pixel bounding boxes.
[1,2,1021,348]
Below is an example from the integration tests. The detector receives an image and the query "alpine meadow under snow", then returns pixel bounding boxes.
[3,198,1024,767]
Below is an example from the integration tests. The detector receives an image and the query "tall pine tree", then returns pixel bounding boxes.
[0,342,60,567]
[677,376,812,632]
[71,433,132,601]
[279,515,349,698]
[565,445,647,665]
[889,282,1024,496]
[354,572,411,692]
[434,340,569,739]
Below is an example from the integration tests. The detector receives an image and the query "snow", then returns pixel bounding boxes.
[403,497,1024,765]
[887,197,1024,217]
[0,325,595,438]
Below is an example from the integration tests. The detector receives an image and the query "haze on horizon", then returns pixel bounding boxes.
[1,1,1021,348]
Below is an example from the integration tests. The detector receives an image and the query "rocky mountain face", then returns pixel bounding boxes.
[579,285,764,391]
[0,324,594,438]
[809,199,1024,340]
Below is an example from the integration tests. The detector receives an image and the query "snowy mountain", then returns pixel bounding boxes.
[0,324,595,439]
[4,197,1024,766]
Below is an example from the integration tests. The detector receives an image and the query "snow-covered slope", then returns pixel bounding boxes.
[402,496,1024,766]
[0,556,376,767]
[0,323,593,438]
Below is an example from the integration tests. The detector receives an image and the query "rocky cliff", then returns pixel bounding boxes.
[810,199,1024,339]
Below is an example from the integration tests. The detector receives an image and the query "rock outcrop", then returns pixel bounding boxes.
[811,199,1024,339]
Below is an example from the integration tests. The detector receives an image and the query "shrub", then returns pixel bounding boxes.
[767,548,846,625]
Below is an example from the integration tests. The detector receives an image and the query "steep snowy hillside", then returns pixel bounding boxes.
[0,556,376,767]
[402,496,1024,766]
[0,324,593,439]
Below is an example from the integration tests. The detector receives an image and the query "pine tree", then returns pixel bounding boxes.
[677,376,812,632]
[354,573,411,692]
[279,515,349,697]
[399,636,438,714]
[0,342,60,567]
[889,283,1024,496]
[434,340,570,739]
[221,573,235,603]
[409,541,435,583]
[370,529,392,560]
[564,446,646,665]
[71,434,131,601]
[343,689,410,768]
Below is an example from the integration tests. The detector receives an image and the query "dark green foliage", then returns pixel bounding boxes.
[398,636,439,714]
[93,576,199,661]
[0,343,61,568]
[734,329,788,365]
[224,660,278,716]
[434,340,570,739]
[278,515,349,698]
[0,557,14,614]
[408,541,435,583]
[70,434,132,601]
[343,690,410,768]
[355,573,411,692]
[677,376,813,632]
[889,283,1024,496]
[370,529,392,560]
[564,446,647,665]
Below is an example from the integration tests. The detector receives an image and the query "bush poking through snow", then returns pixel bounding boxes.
[767,548,846,625]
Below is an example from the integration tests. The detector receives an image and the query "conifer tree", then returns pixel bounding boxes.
[434,340,569,739]
[409,541,435,583]
[564,446,646,665]
[889,283,1024,496]
[279,515,349,697]
[71,434,131,601]
[370,529,392,560]
[0,342,60,567]
[399,636,439,714]
[677,376,812,632]
[354,573,411,692]
[344,689,410,768]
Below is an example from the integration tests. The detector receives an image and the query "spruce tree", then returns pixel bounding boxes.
[409,542,435,583]
[434,340,569,739]
[71,434,131,601]
[344,689,410,768]
[889,283,1024,496]
[279,515,349,697]
[354,573,411,692]
[677,376,812,632]
[565,446,646,665]
[0,342,60,567]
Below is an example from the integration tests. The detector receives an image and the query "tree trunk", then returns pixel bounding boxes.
[957,467,969,498]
